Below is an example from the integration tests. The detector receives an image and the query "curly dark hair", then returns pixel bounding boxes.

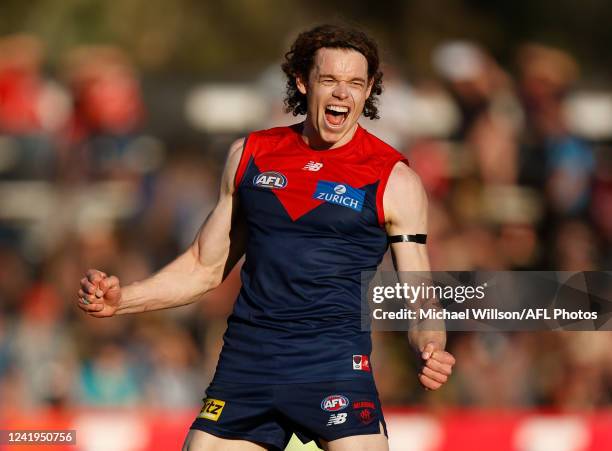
[281,24,383,120]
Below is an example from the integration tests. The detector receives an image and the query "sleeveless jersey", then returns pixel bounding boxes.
[212,124,408,384]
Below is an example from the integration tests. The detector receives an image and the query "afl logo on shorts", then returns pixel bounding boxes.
[321,394,349,412]
[253,171,287,189]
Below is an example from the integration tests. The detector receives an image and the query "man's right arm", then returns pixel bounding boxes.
[77,138,247,318]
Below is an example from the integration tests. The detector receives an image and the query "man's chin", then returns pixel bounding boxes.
[319,122,349,144]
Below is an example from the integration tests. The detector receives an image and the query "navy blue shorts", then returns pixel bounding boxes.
[190,378,387,450]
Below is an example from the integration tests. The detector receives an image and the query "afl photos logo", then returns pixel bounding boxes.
[253,171,287,189]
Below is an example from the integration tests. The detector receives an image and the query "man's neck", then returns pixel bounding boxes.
[300,118,358,150]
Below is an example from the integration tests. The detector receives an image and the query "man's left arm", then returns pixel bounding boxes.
[383,162,456,390]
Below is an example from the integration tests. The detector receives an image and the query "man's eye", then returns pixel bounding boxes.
[321,79,335,85]
[351,82,364,88]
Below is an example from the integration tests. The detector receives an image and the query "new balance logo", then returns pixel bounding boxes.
[326,413,347,426]
[303,161,323,171]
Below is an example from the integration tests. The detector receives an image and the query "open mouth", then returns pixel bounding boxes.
[324,105,349,127]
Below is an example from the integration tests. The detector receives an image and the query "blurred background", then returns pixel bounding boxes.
[0,1,611,450]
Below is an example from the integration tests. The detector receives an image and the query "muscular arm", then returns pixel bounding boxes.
[383,162,455,389]
[78,138,247,317]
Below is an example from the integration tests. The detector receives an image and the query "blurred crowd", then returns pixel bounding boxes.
[0,33,611,416]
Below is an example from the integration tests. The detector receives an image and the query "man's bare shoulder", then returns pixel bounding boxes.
[384,161,427,224]
[387,161,425,197]
[222,137,246,193]
[228,137,246,158]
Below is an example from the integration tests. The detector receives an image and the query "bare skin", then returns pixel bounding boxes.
[181,430,267,451]
[384,162,456,393]
[76,48,455,451]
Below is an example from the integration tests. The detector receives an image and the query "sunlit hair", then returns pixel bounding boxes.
[281,24,383,120]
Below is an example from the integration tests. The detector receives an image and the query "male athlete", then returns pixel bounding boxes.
[77,25,456,451]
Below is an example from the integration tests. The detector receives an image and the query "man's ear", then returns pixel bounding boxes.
[296,75,308,95]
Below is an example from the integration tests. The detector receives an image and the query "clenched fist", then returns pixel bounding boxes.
[417,342,456,390]
[77,269,122,318]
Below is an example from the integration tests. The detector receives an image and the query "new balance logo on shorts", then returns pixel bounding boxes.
[326,413,347,426]
[198,398,226,421]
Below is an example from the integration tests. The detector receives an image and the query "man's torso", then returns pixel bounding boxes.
[213,124,406,384]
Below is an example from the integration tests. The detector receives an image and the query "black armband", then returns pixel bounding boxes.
[388,234,427,244]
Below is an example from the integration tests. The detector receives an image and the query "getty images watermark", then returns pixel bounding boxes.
[361,271,612,331]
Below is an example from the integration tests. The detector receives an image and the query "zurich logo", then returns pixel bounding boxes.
[253,171,287,189]
[313,181,365,212]
[334,185,347,195]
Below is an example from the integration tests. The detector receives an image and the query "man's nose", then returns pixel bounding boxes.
[332,82,349,99]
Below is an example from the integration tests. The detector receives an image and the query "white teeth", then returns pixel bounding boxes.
[326,105,349,113]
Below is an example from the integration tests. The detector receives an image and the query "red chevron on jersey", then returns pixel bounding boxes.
[235,124,407,223]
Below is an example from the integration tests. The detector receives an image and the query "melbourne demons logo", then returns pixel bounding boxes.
[253,171,287,189]
[321,395,349,412]
[353,400,376,425]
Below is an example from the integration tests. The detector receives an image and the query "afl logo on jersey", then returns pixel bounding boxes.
[253,171,287,189]
[321,395,349,412]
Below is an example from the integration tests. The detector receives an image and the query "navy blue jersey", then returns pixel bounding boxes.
[212,124,407,384]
